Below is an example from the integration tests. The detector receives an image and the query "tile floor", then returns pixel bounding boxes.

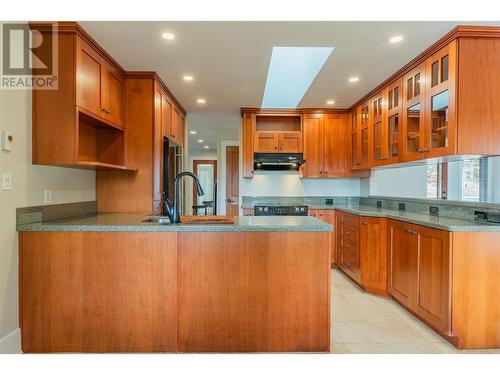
[330,269,499,354]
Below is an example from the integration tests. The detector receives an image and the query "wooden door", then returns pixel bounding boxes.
[302,114,323,177]
[162,94,172,140]
[76,36,105,118]
[402,63,426,162]
[323,114,347,177]
[103,62,125,128]
[254,132,278,152]
[360,217,388,295]
[153,83,163,209]
[225,146,239,216]
[242,113,255,178]
[424,40,457,159]
[414,226,451,333]
[386,78,403,165]
[317,210,336,267]
[370,90,388,167]
[388,220,417,309]
[278,132,302,152]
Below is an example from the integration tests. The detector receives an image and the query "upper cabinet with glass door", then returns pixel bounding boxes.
[424,40,457,159]
[386,78,403,165]
[402,63,426,162]
[370,90,388,167]
[359,103,370,169]
[350,107,363,170]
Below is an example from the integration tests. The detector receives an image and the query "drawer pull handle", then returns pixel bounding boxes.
[404,229,417,235]
[362,221,368,225]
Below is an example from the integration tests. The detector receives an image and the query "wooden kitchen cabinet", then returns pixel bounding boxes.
[254,131,302,153]
[386,78,403,165]
[76,36,125,129]
[303,113,348,178]
[242,112,256,178]
[31,23,128,170]
[311,210,336,266]
[370,90,388,167]
[254,132,279,152]
[388,220,451,335]
[424,40,457,159]
[335,210,388,295]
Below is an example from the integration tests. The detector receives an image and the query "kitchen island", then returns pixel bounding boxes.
[17,208,332,353]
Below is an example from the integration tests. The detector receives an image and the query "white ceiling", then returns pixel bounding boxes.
[81,21,500,151]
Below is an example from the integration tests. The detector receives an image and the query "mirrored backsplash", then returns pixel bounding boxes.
[368,156,500,204]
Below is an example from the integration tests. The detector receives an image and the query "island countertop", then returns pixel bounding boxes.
[17,212,332,232]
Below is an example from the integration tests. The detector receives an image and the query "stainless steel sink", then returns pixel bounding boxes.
[142,217,171,224]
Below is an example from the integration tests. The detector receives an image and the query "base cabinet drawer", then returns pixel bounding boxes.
[339,251,360,283]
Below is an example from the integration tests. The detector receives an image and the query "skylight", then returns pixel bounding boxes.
[261,46,334,108]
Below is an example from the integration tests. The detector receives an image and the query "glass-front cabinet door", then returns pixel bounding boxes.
[370,90,388,167]
[386,78,403,165]
[424,40,457,158]
[360,103,370,168]
[402,63,426,162]
[350,107,362,170]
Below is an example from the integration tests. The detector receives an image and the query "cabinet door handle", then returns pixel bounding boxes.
[362,221,368,225]
[404,229,417,235]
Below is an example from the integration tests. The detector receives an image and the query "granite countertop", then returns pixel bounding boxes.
[242,203,500,232]
[16,213,332,232]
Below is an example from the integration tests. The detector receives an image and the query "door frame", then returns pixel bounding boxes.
[192,160,217,212]
[219,140,240,215]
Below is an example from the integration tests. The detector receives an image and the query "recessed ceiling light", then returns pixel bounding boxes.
[161,32,175,40]
[189,130,197,135]
[349,76,360,83]
[390,35,403,43]
[197,139,204,143]
[203,145,209,149]
[326,100,335,105]
[197,98,206,104]
[183,75,193,81]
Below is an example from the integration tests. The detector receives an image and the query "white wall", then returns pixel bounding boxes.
[240,172,361,197]
[367,165,428,198]
[0,89,96,353]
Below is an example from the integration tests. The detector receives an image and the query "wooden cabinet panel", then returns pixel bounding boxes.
[323,114,347,177]
[388,220,417,309]
[76,36,105,118]
[370,91,388,166]
[170,107,182,144]
[302,114,323,177]
[153,83,163,202]
[242,113,255,178]
[278,131,302,152]
[162,95,172,139]
[386,78,403,165]
[177,232,330,352]
[415,226,451,333]
[19,232,178,353]
[103,62,125,128]
[254,132,278,152]
[360,217,388,295]
[316,210,335,266]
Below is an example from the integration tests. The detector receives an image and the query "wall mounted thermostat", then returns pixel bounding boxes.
[1,131,14,151]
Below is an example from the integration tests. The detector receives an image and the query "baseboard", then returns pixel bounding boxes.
[0,328,22,353]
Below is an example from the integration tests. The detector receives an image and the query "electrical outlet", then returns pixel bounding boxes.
[1,131,13,151]
[398,202,406,211]
[44,190,52,204]
[429,206,439,216]
[376,200,382,208]
[2,173,12,190]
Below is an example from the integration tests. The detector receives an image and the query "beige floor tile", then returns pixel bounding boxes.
[333,319,378,344]
[368,320,429,344]
[330,343,351,354]
[390,342,442,354]
[487,349,500,354]
[406,320,447,343]
[330,327,343,344]
[344,343,395,354]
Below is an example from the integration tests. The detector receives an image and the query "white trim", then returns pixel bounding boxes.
[0,328,22,353]
[218,140,240,215]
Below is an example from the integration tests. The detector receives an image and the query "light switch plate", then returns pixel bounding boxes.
[1,131,13,151]
[2,173,12,190]
[44,190,52,204]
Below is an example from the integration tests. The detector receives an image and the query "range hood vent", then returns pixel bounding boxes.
[254,153,304,171]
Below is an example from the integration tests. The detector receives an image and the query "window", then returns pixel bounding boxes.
[461,159,488,201]
[426,163,447,199]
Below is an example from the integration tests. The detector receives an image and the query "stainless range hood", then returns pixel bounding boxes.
[253,153,304,171]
